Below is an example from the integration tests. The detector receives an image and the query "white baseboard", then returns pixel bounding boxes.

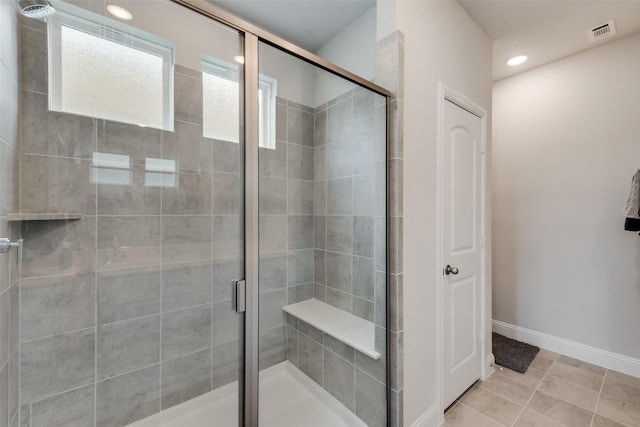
[493,320,640,378]
[409,402,442,427]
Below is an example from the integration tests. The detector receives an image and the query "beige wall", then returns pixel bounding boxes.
[394,0,492,424]
[313,5,377,106]
[493,31,640,359]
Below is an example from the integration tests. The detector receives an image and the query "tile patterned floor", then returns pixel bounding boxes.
[444,348,640,427]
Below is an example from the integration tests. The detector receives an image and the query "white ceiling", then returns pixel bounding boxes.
[210,0,374,52]
[208,0,640,81]
[459,0,640,81]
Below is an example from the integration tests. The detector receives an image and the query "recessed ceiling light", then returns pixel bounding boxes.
[234,55,245,64]
[107,4,133,20]
[507,55,528,66]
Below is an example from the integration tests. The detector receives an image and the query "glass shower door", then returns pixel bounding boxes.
[14,1,246,426]
[256,42,388,427]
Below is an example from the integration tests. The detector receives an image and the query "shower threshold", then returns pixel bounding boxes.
[128,361,368,427]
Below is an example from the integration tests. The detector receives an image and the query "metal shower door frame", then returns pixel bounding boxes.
[169,1,393,425]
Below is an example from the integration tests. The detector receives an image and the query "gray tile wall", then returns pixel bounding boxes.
[284,86,390,426]
[375,31,405,427]
[15,16,320,426]
[0,1,20,427]
[312,87,384,326]
[257,97,316,371]
[11,9,401,427]
[286,314,388,427]
[15,18,249,427]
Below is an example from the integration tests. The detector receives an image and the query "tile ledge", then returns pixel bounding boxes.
[283,298,381,360]
[7,213,83,221]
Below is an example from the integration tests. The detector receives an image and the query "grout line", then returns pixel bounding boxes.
[443,381,476,417]
[20,254,242,281]
[26,379,97,411]
[538,362,606,398]
[542,370,605,403]
[475,382,529,409]
[456,402,508,426]
[510,365,549,427]
[210,138,215,394]
[99,312,161,328]
[159,125,166,413]
[589,369,607,427]
[20,326,96,345]
[94,120,98,427]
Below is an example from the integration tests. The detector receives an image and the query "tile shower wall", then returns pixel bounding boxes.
[15,15,319,426]
[313,87,383,325]
[258,97,316,370]
[14,10,396,427]
[284,87,389,427]
[15,18,252,427]
[0,1,20,427]
[375,31,405,427]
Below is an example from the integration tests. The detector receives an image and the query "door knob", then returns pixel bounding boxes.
[444,265,459,275]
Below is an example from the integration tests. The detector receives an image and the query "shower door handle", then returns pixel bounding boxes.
[231,280,246,313]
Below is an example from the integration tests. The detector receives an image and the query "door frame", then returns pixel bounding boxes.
[435,83,492,414]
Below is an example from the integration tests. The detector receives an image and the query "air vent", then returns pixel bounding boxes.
[587,20,616,42]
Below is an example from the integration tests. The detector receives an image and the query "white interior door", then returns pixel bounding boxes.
[442,99,483,408]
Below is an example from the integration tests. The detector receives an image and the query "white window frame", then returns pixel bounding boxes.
[47,3,175,131]
[201,55,277,149]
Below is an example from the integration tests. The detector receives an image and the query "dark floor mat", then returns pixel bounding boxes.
[492,333,539,374]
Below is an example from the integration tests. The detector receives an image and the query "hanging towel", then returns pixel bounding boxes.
[624,169,640,231]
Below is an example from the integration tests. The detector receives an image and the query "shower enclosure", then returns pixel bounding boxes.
[0,0,390,426]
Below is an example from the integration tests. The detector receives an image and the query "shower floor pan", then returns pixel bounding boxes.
[128,361,368,427]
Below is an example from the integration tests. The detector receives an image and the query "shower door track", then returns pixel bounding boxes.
[169,2,394,426]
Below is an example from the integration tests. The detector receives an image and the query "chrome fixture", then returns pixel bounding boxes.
[18,0,56,19]
[444,264,459,275]
[0,238,23,265]
[231,279,246,313]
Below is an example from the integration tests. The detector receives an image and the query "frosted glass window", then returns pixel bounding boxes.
[49,9,174,130]
[203,71,240,143]
[202,57,277,148]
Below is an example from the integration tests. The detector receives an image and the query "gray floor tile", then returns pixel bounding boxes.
[527,391,593,427]
[591,414,626,427]
[479,372,535,406]
[495,365,545,389]
[514,408,566,427]
[529,349,558,373]
[443,403,504,427]
[606,369,640,392]
[461,386,523,426]
[556,355,606,376]
[538,374,599,411]
[548,361,604,392]
[596,375,640,426]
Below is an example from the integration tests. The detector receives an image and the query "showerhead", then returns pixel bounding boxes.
[18,0,56,19]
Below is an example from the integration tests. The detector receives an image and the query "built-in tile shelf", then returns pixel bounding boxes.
[7,213,83,221]
[282,299,381,360]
